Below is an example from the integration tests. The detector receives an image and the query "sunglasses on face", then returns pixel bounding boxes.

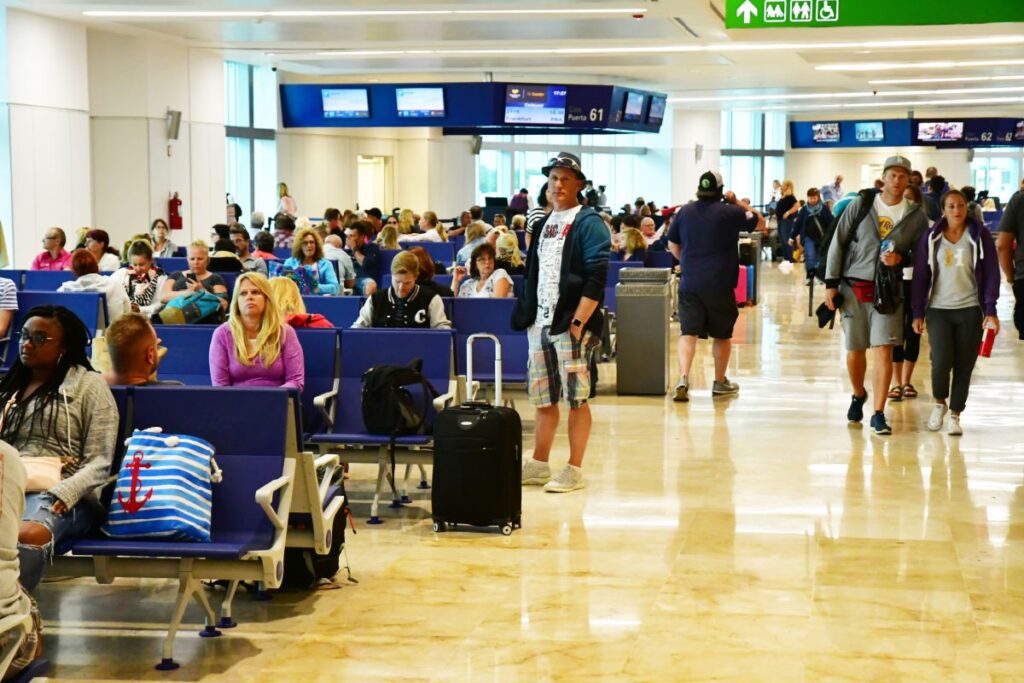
[20,331,57,347]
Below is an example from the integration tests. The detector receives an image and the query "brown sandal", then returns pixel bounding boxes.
[887,386,904,401]
[903,384,918,399]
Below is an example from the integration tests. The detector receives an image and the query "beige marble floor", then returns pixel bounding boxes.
[37,264,1024,682]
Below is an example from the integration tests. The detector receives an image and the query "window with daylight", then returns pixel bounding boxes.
[225,62,278,223]
[720,111,787,208]
[970,150,1024,206]
[475,131,666,212]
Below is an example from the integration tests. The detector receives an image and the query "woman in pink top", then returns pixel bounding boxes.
[209,272,305,390]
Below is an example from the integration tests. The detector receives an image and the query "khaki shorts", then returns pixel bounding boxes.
[839,281,903,351]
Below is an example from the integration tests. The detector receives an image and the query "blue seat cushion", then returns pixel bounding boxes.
[291,484,343,527]
[307,432,432,447]
[68,529,272,559]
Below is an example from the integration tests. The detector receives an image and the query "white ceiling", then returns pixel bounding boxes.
[10,0,1024,111]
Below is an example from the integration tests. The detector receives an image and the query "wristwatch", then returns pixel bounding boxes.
[571,318,583,328]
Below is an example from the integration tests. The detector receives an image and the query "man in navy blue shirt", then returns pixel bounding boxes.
[667,171,758,402]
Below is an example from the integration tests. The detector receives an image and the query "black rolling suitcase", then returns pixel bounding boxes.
[431,333,522,536]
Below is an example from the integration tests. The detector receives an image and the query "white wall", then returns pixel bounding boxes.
[3,9,91,268]
[670,108,722,204]
[87,28,224,249]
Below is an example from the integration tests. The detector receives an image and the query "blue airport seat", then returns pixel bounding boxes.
[273,247,292,260]
[604,262,639,315]
[24,270,74,290]
[219,271,239,295]
[152,325,216,385]
[0,269,24,289]
[301,295,363,327]
[294,328,340,437]
[382,274,454,292]
[379,249,400,286]
[451,298,528,384]
[1,292,106,371]
[156,257,188,273]
[451,234,466,252]
[407,242,455,264]
[645,251,674,268]
[516,231,527,250]
[173,247,187,257]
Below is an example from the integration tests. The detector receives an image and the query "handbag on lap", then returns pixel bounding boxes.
[102,428,223,543]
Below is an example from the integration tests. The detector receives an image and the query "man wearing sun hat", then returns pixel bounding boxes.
[514,152,611,493]
[824,155,928,435]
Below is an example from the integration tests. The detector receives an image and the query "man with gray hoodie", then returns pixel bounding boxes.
[825,156,929,435]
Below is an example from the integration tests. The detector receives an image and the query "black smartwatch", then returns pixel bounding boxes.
[571,318,583,328]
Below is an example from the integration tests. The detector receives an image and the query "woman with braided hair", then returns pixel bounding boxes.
[1,306,118,591]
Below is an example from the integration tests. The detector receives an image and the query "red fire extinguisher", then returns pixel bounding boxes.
[169,192,183,230]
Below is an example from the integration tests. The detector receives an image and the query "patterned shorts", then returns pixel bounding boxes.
[0,589,42,678]
[527,325,599,409]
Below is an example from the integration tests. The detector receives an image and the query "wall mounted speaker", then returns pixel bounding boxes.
[472,135,483,155]
[166,109,182,140]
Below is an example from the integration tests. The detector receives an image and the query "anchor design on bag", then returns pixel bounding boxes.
[118,450,154,514]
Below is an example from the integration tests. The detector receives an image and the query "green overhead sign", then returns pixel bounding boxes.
[725,0,1024,29]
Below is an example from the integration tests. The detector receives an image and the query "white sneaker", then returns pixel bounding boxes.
[927,404,948,432]
[947,414,963,436]
[544,464,585,493]
[521,458,551,486]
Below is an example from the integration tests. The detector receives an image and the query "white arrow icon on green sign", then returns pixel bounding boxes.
[737,0,758,23]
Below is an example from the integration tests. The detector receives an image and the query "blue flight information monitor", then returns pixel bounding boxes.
[396,87,446,118]
[647,95,667,125]
[322,88,370,119]
[623,92,646,123]
[504,85,567,125]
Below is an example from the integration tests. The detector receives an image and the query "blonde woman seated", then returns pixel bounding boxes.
[353,251,451,328]
[495,232,526,276]
[282,227,340,295]
[621,227,648,263]
[399,211,448,243]
[159,240,229,321]
[455,221,489,267]
[453,243,513,298]
[269,276,334,329]
[209,272,305,390]
[377,225,400,250]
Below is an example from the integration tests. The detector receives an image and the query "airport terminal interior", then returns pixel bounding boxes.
[1,0,1024,681]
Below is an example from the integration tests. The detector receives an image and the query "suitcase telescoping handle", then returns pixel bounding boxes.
[466,333,502,405]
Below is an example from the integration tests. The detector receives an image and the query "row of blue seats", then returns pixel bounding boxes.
[49,384,342,669]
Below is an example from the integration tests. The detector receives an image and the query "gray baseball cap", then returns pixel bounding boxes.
[883,155,912,174]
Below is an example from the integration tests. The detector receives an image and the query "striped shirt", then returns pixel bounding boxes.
[0,278,16,311]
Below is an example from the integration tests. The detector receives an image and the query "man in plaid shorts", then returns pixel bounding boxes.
[512,152,611,493]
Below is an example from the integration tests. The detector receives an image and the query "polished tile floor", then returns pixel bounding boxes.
[38,265,1024,682]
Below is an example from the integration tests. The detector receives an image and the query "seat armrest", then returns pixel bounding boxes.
[255,473,294,531]
[314,385,339,430]
[313,452,340,500]
[432,379,458,412]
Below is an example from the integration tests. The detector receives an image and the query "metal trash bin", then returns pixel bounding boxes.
[615,268,673,395]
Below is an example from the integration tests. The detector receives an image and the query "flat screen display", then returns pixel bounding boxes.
[321,88,370,119]
[812,122,841,143]
[855,122,885,143]
[917,121,964,142]
[504,85,567,125]
[623,92,646,123]
[396,87,446,118]
[647,96,667,125]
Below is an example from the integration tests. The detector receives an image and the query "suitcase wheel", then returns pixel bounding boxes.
[432,521,446,533]
[500,524,513,536]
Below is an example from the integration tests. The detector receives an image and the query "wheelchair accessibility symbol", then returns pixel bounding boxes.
[816,0,839,22]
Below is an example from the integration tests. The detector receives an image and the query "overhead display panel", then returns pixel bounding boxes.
[913,118,1022,147]
[725,0,1024,29]
[280,82,666,134]
[790,118,1023,149]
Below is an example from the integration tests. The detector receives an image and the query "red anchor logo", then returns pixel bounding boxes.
[118,451,153,514]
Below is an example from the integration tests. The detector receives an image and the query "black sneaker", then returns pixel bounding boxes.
[870,412,892,435]
[847,393,868,423]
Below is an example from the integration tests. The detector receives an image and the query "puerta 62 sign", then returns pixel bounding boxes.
[726,0,1024,29]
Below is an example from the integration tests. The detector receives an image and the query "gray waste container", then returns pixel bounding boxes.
[615,268,673,395]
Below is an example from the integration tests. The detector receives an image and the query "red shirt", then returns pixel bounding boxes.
[30,249,72,271]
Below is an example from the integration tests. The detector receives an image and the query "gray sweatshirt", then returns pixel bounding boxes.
[825,195,928,287]
[0,442,30,623]
[5,366,118,509]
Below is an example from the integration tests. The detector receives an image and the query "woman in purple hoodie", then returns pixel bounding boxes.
[911,189,1000,436]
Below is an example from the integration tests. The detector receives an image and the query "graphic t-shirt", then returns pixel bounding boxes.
[535,206,581,327]
[874,195,909,240]
[930,235,979,310]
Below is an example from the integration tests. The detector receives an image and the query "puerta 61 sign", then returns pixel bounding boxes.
[726,0,1024,29]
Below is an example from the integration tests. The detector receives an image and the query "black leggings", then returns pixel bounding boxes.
[892,280,921,364]
[926,306,984,413]
[1015,279,1024,340]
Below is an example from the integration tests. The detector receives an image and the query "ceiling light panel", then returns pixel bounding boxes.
[670,85,1024,103]
[753,96,1024,112]
[818,58,1024,72]
[83,8,649,18]
[868,74,1024,85]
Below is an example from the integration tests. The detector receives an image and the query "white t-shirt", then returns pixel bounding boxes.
[535,205,581,327]
[874,194,909,240]
[458,268,513,298]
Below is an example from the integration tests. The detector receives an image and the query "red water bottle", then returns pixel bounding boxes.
[979,326,996,358]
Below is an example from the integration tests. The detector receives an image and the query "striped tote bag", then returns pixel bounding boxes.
[103,428,223,543]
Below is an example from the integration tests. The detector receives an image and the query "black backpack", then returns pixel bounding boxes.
[361,360,439,495]
[814,188,878,283]
[281,483,355,590]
